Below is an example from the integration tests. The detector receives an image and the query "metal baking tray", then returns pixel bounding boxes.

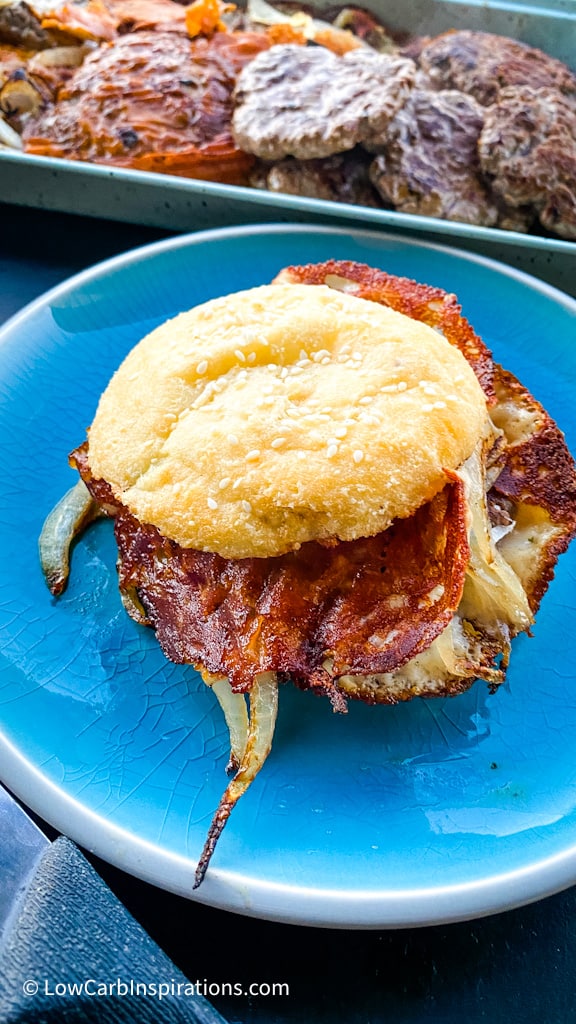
[1,0,575,294]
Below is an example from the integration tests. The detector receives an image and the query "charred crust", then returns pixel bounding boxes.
[274,259,496,400]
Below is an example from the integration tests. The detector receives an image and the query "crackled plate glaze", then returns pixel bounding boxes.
[1,224,576,929]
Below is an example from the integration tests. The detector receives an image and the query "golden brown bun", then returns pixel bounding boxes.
[88,283,487,558]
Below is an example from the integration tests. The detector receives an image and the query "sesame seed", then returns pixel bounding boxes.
[207,497,218,510]
[271,437,286,448]
[334,426,347,438]
[219,477,231,489]
[397,382,407,392]
[320,356,331,365]
[241,500,252,513]
[353,450,364,463]
[246,449,261,462]
[433,401,447,409]
[327,444,338,458]
[228,433,239,444]
[196,360,208,375]
[247,352,256,363]
[359,396,373,405]
[234,349,246,362]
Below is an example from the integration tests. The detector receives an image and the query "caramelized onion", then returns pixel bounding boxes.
[0,113,22,147]
[246,0,364,52]
[39,479,104,595]
[29,44,86,69]
[0,73,44,116]
[202,670,249,773]
[119,585,150,625]
[194,671,278,887]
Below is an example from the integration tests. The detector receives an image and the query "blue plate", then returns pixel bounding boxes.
[1,224,576,929]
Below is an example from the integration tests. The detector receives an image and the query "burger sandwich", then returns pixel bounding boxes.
[40,259,576,886]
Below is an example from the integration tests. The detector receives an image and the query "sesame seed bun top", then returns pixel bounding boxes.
[87,283,488,558]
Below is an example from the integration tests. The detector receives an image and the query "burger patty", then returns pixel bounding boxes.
[250,148,383,208]
[416,29,576,107]
[478,86,576,241]
[232,43,416,160]
[366,88,533,233]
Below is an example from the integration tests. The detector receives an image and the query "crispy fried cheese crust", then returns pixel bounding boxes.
[87,282,487,558]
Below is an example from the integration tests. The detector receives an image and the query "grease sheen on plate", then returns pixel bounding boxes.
[1,224,576,928]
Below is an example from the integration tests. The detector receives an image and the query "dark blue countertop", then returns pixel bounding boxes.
[1,202,576,1024]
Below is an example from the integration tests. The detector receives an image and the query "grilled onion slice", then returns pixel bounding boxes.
[194,671,279,888]
[203,671,250,774]
[39,478,104,595]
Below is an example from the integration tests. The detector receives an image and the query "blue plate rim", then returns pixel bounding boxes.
[0,223,575,354]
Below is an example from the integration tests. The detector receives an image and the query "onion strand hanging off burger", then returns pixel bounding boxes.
[40,260,576,887]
